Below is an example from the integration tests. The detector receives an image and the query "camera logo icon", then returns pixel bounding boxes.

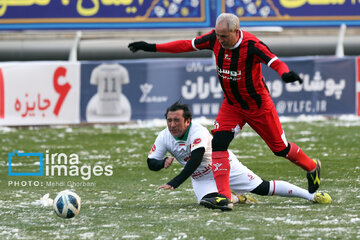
[8,150,43,176]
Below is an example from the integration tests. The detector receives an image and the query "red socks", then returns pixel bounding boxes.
[212,151,231,199]
[286,142,316,172]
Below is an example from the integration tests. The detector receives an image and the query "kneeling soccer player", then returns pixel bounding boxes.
[147,102,331,211]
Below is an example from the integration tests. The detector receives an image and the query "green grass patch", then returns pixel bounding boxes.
[0,119,359,239]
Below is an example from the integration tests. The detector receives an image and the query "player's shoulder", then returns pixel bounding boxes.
[242,30,261,42]
[153,128,174,147]
[204,29,216,35]
[190,121,207,130]
[189,122,211,137]
[196,29,216,40]
[158,127,171,138]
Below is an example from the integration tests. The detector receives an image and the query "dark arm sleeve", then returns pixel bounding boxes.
[147,158,165,171]
[167,147,205,189]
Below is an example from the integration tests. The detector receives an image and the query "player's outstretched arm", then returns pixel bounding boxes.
[128,40,195,53]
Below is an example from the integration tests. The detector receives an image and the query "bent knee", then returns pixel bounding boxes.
[251,180,270,196]
[212,131,234,151]
[273,144,290,157]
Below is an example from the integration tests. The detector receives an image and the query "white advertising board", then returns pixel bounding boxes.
[0,62,80,126]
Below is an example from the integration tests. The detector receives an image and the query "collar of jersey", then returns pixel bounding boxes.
[230,30,243,50]
[174,123,191,141]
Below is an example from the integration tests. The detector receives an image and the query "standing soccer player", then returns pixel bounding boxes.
[129,13,321,210]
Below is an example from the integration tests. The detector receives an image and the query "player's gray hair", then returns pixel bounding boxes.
[215,13,240,32]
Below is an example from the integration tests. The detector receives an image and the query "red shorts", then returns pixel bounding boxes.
[212,99,288,153]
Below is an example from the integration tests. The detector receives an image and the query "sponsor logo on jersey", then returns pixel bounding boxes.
[217,66,241,81]
[192,138,202,148]
[149,144,156,154]
[192,164,212,179]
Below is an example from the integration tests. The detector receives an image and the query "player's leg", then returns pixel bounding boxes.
[209,101,245,201]
[285,143,321,193]
[226,151,312,201]
[199,131,235,210]
[251,180,331,203]
[200,102,243,210]
[251,180,313,200]
[211,130,233,199]
[227,152,331,203]
[247,105,320,193]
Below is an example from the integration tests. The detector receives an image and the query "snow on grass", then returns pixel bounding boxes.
[0,117,359,239]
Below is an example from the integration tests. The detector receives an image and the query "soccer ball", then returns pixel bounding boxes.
[53,190,81,219]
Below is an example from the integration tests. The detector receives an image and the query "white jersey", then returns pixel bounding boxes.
[149,122,213,179]
[90,63,129,115]
[148,121,263,203]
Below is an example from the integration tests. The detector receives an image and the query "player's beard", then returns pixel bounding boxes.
[170,127,186,138]
[170,129,180,138]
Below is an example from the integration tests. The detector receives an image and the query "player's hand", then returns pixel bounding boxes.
[164,157,174,169]
[128,41,156,52]
[158,184,174,190]
[281,71,303,84]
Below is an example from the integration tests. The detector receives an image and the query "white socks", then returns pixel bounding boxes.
[268,180,315,201]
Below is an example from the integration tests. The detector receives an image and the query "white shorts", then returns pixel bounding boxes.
[191,151,263,203]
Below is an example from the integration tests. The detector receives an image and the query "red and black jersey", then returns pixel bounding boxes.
[156,29,289,112]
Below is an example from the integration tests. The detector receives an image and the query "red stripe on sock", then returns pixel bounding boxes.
[271,180,276,196]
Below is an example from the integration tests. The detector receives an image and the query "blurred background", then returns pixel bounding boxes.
[0,0,359,61]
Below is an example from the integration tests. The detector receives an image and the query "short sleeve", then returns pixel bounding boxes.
[148,131,168,160]
[189,125,209,152]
